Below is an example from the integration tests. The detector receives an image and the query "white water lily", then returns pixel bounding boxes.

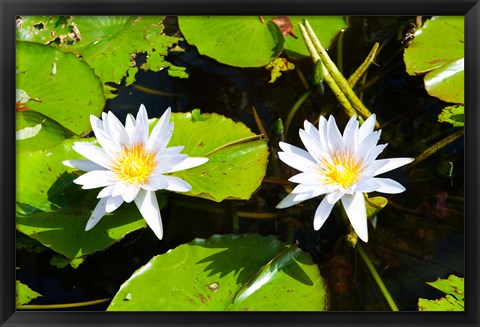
[276,114,413,242]
[63,104,208,240]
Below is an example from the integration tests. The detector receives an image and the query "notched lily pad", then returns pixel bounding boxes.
[165,111,269,202]
[16,41,105,135]
[404,16,464,104]
[178,16,285,68]
[438,105,464,127]
[16,281,42,306]
[107,234,327,311]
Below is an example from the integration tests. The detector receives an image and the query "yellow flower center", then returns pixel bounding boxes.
[113,144,156,185]
[321,149,363,189]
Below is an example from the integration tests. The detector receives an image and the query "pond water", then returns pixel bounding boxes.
[16,16,464,311]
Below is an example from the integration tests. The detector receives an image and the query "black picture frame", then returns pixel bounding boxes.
[1,0,478,326]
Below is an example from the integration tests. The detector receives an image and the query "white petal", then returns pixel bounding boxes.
[105,195,124,213]
[132,104,149,145]
[303,120,322,144]
[90,115,106,134]
[370,177,406,194]
[292,191,322,202]
[134,189,163,240]
[125,113,136,137]
[121,185,141,203]
[313,196,335,230]
[168,157,208,173]
[371,158,414,176]
[107,111,129,147]
[326,191,343,204]
[278,147,317,172]
[342,115,359,150]
[276,192,302,209]
[357,130,381,159]
[147,108,173,153]
[358,114,376,143]
[111,182,130,197]
[73,170,116,189]
[72,142,113,169]
[299,128,326,162]
[291,184,320,194]
[63,159,105,172]
[326,115,343,151]
[97,185,114,198]
[91,124,121,158]
[153,153,188,174]
[85,198,108,231]
[354,178,381,193]
[288,172,322,185]
[164,176,192,192]
[318,116,329,148]
[341,192,368,242]
[363,144,388,164]
[143,175,169,191]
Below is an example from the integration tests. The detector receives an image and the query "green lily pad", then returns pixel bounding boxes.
[16,281,42,306]
[16,137,95,214]
[16,16,79,45]
[418,275,464,311]
[16,110,74,152]
[16,204,147,260]
[424,58,464,104]
[107,234,327,311]
[67,16,186,96]
[438,104,464,127]
[178,16,285,67]
[16,41,105,135]
[403,16,464,104]
[271,16,347,59]
[167,111,269,202]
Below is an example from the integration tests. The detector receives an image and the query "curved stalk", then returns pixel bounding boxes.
[357,244,399,311]
[17,298,111,310]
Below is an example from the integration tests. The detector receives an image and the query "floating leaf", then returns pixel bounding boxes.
[418,275,464,311]
[16,281,42,306]
[166,112,269,202]
[404,16,464,104]
[265,57,295,83]
[16,41,105,135]
[438,105,464,127]
[178,16,285,67]
[66,16,185,95]
[16,205,147,260]
[16,16,79,45]
[50,254,85,269]
[16,137,95,214]
[16,111,73,151]
[107,234,327,311]
[270,16,347,59]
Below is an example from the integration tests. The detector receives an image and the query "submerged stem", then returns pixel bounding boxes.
[17,298,111,310]
[357,244,399,311]
[408,128,464,169]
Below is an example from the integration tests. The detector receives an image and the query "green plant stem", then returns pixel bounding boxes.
[407,128,464,169]
[357,244,399,311]
[348,42,379,87]
[17,298,111,310]
[298,23,357,118]
[203,134,264,156]
[285,90,312,137]
[302,20,377,126]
